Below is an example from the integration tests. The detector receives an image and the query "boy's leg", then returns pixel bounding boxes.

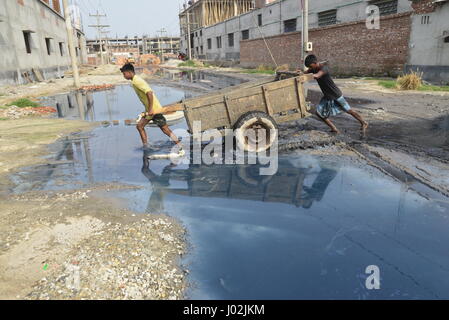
[160,124,181,145]
[347,109,369,131]
[336,97,368,131]
[315,110,340,134]
[153,114,181,145]
[136,117,150,145]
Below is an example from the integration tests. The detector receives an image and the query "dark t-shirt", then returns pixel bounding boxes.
[311,65,342,100]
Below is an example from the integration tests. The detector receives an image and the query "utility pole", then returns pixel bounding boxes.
[101,30,111,64]
[301,0,309,70]
[186,12,192,60]
[62,0,80,88]
[89,11,110,65]
[156,28,167,61]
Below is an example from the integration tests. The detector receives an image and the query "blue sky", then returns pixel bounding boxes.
[76,0,185,39]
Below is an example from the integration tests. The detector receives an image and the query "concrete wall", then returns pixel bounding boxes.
[0,0,86,85]
[406,1,449,84]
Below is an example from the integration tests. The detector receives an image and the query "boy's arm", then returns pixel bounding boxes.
[303,68,313,74]
[145,91,154,115]
[313,67,327,79]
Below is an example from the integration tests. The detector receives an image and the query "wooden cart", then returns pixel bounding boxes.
[163,72,314,152]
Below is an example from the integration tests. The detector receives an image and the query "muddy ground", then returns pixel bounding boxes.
[0,65,448,299]
[0,117,187,300]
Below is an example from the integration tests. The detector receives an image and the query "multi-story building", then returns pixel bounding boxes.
[180,0,449,83]
[86,36,180,64]
[0,0,87,85]
[179,0,255,59]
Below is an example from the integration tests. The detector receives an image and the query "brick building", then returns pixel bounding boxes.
[180,0,449,83]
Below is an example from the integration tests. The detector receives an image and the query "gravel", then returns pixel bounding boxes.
[25,216,186,300]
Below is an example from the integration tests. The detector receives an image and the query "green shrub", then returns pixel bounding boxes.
[6,98,40,108]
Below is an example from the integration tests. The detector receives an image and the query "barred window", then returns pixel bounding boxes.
[228,33,234,47]
[241,29,249,40]
[370,0,398,16]
[216,36,222,49]
[284,19,297,33]
[318,10,337,27]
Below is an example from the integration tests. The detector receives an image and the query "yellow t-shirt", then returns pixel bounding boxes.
[131,75,163,119]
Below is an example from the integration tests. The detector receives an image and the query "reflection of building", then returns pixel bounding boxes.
[0,0,87,85]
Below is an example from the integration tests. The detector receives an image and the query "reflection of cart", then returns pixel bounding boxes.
[155,161,338,209]
[162,72,314,152]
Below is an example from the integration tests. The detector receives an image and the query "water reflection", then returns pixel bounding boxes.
[141,155,340,211]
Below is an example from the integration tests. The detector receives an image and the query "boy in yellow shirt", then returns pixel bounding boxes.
[120,63,182,151]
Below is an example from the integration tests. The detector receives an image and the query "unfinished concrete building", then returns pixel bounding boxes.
[0,0,87,85]
[180,0,449,83]
[179,0,255,58]
[86,36,180,65]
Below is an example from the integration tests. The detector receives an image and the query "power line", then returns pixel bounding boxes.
[88,10,110,65]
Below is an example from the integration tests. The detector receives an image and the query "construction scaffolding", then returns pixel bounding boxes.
[179,0,254,34]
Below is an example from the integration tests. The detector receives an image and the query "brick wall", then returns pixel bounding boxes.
[240,12,412,77]
[410,0,436,14]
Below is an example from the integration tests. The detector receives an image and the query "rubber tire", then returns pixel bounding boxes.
[233,111,278,153]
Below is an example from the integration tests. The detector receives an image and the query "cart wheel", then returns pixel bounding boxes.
[236,165,274,187]
[233,111,278,153]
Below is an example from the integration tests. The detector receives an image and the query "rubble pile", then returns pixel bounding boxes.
[0,106,56,119]
[79,84,115,92]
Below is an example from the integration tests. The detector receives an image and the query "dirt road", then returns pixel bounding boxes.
[0,66,447,299]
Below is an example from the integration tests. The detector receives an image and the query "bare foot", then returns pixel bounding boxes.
[361,121,369,131]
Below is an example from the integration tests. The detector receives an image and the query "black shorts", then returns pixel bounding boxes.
[150,114,167,127]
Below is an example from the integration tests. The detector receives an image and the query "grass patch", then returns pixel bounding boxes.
[241,65,276,75]
[419,84,449,92]
[375,71,449,92]
[377,80,397,89]
[6,98,40,108]
[377,80,449,92]
[178,60,196,67]
[178,59,210,68]
[0,118,8,121]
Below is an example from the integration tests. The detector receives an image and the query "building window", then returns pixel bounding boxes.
[258,14,262,26]
[228,33,234,47]
[59,42,65,56]
[444,36,449,43]
[318,10,337,27]
[284,19,297,33]
[370,0,398,16]
[216,36,222,49]
[421,15,430,24]
[200,30,202,36]
[207,38,212,49]
[241,29,249,40]
[23,31,32,54]
[45,38,52,55]
[200,45,203,54]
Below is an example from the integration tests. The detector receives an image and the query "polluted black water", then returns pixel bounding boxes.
[12,81,449,299]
